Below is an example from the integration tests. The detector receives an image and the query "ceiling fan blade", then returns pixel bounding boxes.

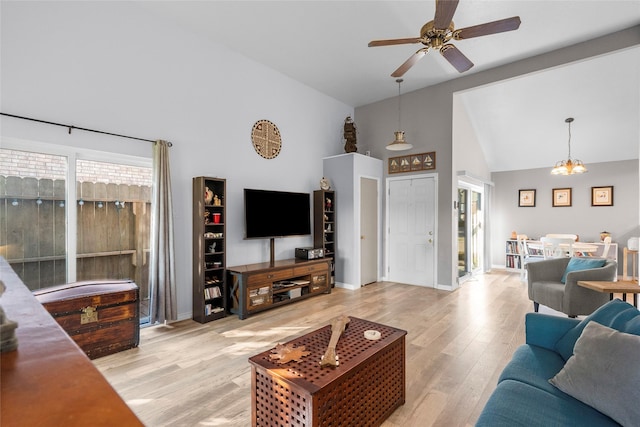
[368,37,421,47]
[391,50,428,77]
[434,0,459,30]
[440,44,473,73]
[454,16,521,39]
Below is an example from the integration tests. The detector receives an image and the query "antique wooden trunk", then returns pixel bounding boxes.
[34,280,140,359]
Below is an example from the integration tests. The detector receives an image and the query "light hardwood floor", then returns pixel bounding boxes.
[94,270,534,427]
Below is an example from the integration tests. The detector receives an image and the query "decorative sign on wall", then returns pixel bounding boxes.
[388,151,435,174]
[251,120,282,159]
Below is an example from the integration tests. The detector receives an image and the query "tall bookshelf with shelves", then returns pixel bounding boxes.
[314,190,336,286]
[192,176,226,323]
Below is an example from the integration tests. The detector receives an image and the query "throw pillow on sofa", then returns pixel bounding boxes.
[555,299,640,361]
[550,321,640,427]
[560,257,606,283]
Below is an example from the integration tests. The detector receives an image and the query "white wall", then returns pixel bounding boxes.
[1,2,353,320]
[452,96,491,181]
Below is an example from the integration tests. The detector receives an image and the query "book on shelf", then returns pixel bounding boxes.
[204,286,222,300]
[204,303,224,315]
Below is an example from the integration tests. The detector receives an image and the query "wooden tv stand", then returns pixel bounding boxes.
[227,258,331,319]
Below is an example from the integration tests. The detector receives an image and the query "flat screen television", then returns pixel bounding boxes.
[244,188,311,239]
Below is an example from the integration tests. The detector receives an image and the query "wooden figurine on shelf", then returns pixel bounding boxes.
[213,194,221,206]
[320,176,331,190]
[204,187,214,205]
[343,116,357,153]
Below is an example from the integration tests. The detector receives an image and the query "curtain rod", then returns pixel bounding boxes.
[0,112,172,147]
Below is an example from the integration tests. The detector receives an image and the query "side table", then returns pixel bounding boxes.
[577,280,640,307]
[249,317,407,427]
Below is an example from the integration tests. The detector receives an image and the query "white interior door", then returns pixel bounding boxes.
[388,175,436,287]
[360,177,378,285]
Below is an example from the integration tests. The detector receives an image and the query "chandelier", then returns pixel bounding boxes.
[551,117,587,175]
[386,78,413,151]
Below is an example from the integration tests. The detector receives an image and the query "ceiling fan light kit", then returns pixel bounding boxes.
[551,117,587,176]
[368,0,521,77]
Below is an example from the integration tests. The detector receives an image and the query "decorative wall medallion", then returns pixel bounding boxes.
[251,120,282,159]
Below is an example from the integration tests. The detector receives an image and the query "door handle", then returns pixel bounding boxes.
[361,235,365,240]
[428,238,433,243]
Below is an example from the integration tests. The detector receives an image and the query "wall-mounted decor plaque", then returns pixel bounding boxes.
[251,120,282,159]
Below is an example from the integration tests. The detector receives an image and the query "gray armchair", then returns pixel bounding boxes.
[526,257,617,317]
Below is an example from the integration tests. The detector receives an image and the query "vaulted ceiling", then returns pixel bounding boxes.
[139,1,640,171]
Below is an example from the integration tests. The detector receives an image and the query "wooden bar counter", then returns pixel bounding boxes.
[0,258,143,427]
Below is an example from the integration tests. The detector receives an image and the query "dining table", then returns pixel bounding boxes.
[525,240,600,256]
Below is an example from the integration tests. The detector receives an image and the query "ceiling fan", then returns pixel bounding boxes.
[368,0,521,76]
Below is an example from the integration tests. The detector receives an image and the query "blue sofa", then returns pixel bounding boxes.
[476,299,640,426]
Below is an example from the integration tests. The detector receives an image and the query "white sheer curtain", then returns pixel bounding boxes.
[149,140,177,323]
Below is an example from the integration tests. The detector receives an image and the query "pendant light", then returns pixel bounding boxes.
[551,117,587,175]
[386,78,413,151]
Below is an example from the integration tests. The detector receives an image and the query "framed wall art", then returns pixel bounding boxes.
[519,189,536,207]
[552,188,572,207]
[592,186,614,206]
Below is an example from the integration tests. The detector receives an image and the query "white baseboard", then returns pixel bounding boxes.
[177,311,192,322]
[435,283,454,291]
[334,281,360,291]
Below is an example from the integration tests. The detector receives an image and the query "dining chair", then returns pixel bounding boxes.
[540,236,575,259]
[573,236,612,259]
[600,236,612,259]
[517,234,544,281]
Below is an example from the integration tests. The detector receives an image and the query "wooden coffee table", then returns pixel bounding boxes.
[577,280,640,307]
[249,317,407,427]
